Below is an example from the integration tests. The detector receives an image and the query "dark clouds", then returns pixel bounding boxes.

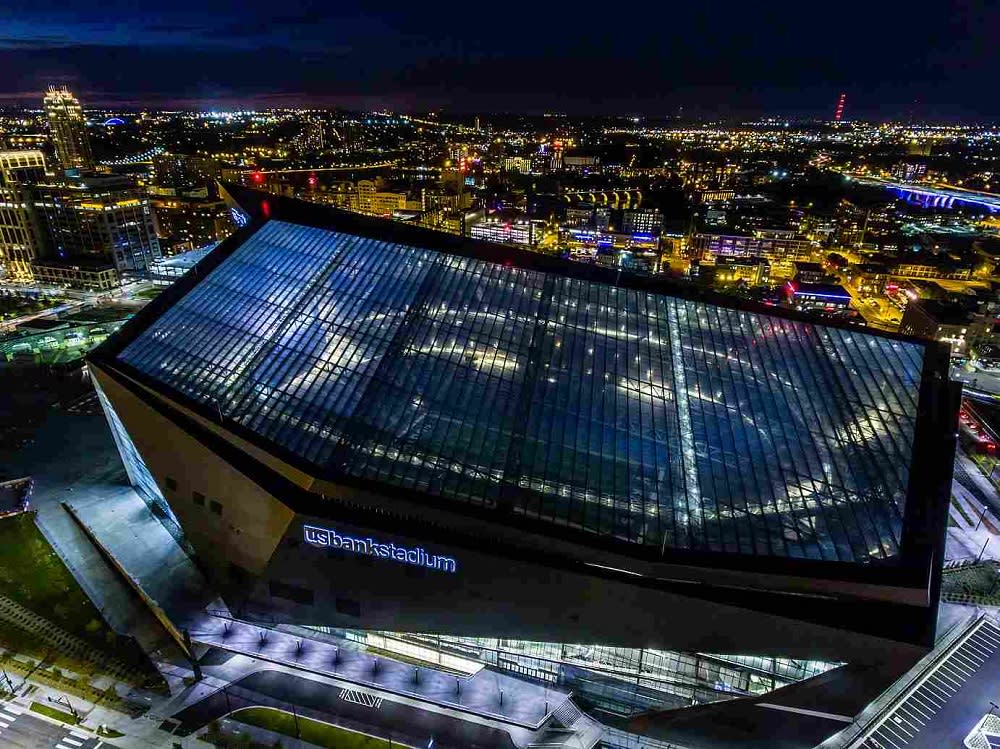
[0,0,997,118]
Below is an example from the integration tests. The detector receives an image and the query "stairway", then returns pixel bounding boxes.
[528,698,604,749]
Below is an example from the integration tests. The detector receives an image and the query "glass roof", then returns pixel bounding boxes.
[118,220,926,563]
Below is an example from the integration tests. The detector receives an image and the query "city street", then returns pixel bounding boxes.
[0,701,101,749]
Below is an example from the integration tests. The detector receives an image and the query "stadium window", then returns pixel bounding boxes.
[165,476,177,491]
[193,491,205,506]
[209,500,223,515]
[269,580,314,605]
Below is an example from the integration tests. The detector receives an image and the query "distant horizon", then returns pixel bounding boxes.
[1,92,997,126]
[2,0,996,122]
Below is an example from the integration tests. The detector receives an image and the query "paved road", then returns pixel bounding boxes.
[0,701,101,749]
[173,669,517,749]
[856,617,1000,748]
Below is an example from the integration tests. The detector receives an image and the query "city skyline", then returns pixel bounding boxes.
[0,0,997,120]
[0,22,999,744]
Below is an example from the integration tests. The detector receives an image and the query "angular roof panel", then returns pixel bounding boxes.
[116,218,932,564]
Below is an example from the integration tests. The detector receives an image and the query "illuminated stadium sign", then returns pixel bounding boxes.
[304,525,458,573]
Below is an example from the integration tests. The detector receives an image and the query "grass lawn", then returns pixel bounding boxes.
[30,700,80,724]
[132,288,162,300]
[0,512,165,692]
[0,514,109,646]
[951,497,974,526]
[232,707,392,749]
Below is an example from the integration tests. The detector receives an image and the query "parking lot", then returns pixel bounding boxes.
[857,617,1000,748]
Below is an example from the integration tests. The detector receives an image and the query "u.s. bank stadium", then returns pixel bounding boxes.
[87,185,960,748]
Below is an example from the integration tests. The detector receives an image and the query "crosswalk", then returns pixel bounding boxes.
[0,701,102,749]
[56,726,93,749]
[856,618,1000,749]
[0,699,23,730]
[339,688,383,709]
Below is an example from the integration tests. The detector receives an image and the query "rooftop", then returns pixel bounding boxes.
[790,282,851,298]
[91,187,955,572]
[910,299,974,325]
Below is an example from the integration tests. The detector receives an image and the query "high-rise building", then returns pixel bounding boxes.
[502,156,532,174]
[622,207,663,235]
[834,92,847,122]
[0,151,47,281]
[32,174,161,286]
[43,86,95,172]
[350,179,407,215]
[150,195,233,253]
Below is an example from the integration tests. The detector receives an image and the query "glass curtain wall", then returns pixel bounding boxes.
[119,220,926,565]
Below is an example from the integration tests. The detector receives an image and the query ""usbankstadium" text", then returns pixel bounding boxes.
[303,525,458,574]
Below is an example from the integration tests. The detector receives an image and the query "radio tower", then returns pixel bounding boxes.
[834,93,846,122]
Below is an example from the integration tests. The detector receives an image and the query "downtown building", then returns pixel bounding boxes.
[31,174,162,289]
[0,150,47,281]
[88,186,959,748]
[43,85,95,173]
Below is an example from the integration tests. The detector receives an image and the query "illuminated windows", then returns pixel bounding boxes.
[118,220,925,563]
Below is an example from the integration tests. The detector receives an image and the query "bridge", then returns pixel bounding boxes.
[257,160,399,175]
[561,188,643,208]
[846,174,1000,212]
[98,145,165,167]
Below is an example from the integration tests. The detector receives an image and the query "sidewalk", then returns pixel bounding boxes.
[949,467,1000,564]
[1,678,215,749]
[184,613,565,729]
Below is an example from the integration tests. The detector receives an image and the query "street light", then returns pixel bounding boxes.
[50,695,79,723]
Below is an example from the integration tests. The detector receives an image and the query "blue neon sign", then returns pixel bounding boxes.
[303,525,458,573]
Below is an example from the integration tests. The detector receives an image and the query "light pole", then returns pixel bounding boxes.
[51,695,79,723]
[976,504,990,532]
[976,538,990,565]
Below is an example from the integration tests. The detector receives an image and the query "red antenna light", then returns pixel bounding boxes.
[834,93,846,122]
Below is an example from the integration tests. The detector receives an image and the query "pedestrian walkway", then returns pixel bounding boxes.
[949,459,1000,565]
[2,679,215,749]
[185,612,566,729]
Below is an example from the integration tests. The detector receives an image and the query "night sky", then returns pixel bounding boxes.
[1,0,997,119]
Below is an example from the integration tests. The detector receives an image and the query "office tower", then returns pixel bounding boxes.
[0,151,47,281]
[622,207,663,235]
[43,85,95,172]
[32,174,161,287]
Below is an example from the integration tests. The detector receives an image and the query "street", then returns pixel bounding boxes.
[0,701,102,749]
